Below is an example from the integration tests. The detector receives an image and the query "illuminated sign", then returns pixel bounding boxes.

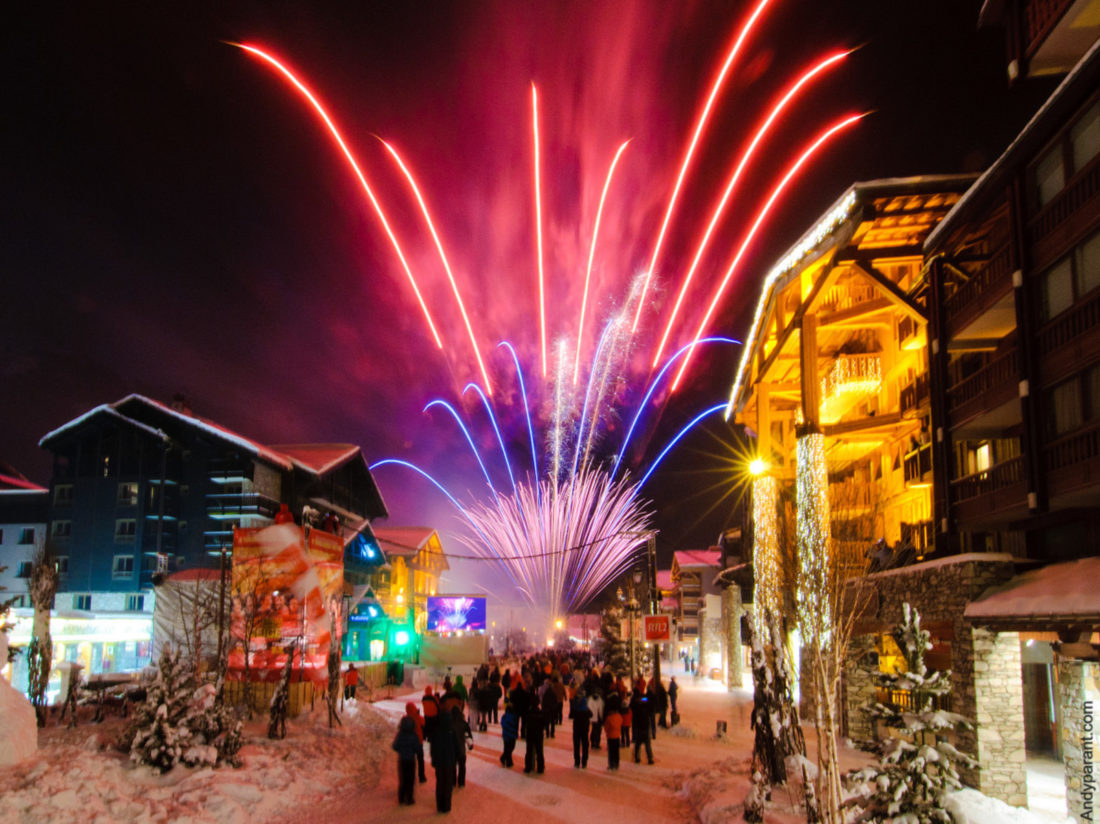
[426,596,486,632]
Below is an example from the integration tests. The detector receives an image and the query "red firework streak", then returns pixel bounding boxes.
[670,113,866,392]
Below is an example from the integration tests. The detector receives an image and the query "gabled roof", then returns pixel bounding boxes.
[656,569,673,590]
[673,549,722,569]
[373,526,439,557]
[270,444,361,476]
[39,403,170,449]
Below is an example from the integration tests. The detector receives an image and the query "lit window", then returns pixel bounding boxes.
[53,484,73,506]
[117,482,139,507]
[115,519,137,542]
[975,443,992,474]
[74,594,92,611]
[113,555,135,578]
[55,556,69,575]
[51,520,72,539]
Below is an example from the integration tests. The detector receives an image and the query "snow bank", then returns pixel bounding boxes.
[0,698,392,824]
[0,677,37,767]
[946,788,1074,824]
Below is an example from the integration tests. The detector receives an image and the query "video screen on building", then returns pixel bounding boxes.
[426,596,487,632]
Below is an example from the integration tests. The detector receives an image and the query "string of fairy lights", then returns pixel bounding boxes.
[796,431,832,644]
[751,472,780,637]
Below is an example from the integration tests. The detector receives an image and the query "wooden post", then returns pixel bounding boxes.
[800,315,821,429]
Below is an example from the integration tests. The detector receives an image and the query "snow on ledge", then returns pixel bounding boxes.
[863,552,1016,580]
[965,556,1100,621]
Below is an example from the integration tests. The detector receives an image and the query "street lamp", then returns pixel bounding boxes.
[627,570,643,685]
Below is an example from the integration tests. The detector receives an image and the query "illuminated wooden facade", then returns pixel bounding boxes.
[372,526,449,634]
[727,177,973,574]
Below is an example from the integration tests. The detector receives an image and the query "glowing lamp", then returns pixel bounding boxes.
[749,457,768,476]
[394,630,410,647]
[555,619,563,629]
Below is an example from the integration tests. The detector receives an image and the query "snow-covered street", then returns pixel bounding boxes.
[0,663,1077,823]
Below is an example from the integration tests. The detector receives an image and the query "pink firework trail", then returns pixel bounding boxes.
[234,10,864,614]
[232,43,444,351]
[630,0,775,333]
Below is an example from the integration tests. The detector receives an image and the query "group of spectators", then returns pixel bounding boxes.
[392,651,681,813]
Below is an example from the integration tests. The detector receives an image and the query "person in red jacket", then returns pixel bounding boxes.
[344,664,360,700]
[603,694,622,770]
[423,685,441,739]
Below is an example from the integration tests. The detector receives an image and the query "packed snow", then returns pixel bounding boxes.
[0,666,1077,823]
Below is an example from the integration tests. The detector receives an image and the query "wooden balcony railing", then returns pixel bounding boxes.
[1044,420,1100,473]
[945,245,1014,322]
[901,373,931,413]
[951,456,1025,502]
[903,444,932,483]
[1024,0,1077,58]
[947,349,1019,411]
[1039,288,1100,355]
[1028,159,1100,250]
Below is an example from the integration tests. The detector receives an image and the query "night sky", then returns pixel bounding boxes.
[1,2,1057,593]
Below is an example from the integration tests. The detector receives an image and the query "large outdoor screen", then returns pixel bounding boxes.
[426,596,487,632]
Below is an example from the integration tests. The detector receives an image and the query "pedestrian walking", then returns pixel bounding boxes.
[344,663,360,700]
[500,700,519,767]
[430,706,460,813]
[630,689,654,765]
[588,687,604,751]
[405,702,428,783]
[524,692,547,774]
[392,715,420,805]
[569,687,592,768]
[604,694,622,770]
[452,706,473,788]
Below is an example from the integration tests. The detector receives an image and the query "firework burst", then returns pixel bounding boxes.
[233,3,862,616]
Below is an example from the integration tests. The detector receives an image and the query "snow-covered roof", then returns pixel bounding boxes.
[39,403,169,449]
[269,444,361,476]
[373,526,438,557]
[965,556,1100,626]
[656,569,673,590]
[673,550,721,569]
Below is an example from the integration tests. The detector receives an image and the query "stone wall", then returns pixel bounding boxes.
[1057,660,1098,822]
[841,554,1025,804]
[843,635,877,742]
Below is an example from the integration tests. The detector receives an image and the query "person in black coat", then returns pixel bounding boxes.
[392,715,421,805]
[630,689,654,765]
[523,694,547,774]
[430,706,460,812]
[452,706,473,788]
[569,688,592,768]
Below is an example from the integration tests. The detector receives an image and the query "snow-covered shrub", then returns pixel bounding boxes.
[845,603,975,823]
[126,646,242,773]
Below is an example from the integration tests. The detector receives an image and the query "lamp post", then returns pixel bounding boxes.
[628,570,643,684]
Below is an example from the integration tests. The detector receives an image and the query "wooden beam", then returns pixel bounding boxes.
[823,411,902,437]
[818,297,892,327]
[800,314,821,429]
[850,260,926,324]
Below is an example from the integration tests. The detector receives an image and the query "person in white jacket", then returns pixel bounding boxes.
[587,690,605,750]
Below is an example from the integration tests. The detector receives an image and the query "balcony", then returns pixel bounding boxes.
[903,444,932,485]
[1038,289,1100,384]
[900,373,930,415]
[950,456,1028,527]
[1044,420,1100,506]
[944,245,1015,338]
[947,348,1021,436]
[1028,158,1100,269]
[819,354,882,424]
[1023,0,1075,59]
[205,492,280,520]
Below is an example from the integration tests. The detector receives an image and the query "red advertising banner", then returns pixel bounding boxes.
[228,523,344,681]
[643,615,671,642]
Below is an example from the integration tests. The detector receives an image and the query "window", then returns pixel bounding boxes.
[51,520,71,540]
[18,528,35,545]
[117,482,139,507]
[115,519,137,542]
[53,484,73,506]
[55,556,69,575]
[1032,144,1065,210]
[1042,257,1074,320]
[73,594,92,611]
[127,594,145,612]
[1070,99,1100,176]
[113,555,135,578]
[16,561,32,578]
[1077,229,1100,299]
[1049,378,1084,438]
[975,443,993,474]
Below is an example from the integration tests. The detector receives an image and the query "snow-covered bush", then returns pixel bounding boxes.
[126,646,242,773]
[845,603,975,823]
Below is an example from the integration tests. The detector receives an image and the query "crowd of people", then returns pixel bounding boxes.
[392,651,682,813]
